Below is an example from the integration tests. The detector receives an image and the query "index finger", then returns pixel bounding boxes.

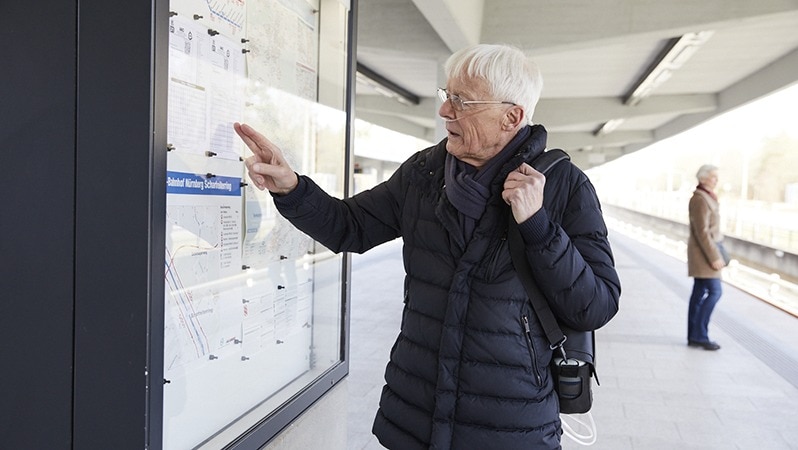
[234,122,259,152]
[234,122,273,160]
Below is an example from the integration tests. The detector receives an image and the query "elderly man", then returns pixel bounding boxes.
[236,44,621,450]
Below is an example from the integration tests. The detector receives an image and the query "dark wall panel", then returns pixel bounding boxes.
[0,1,77,448]
[73,0,167,448]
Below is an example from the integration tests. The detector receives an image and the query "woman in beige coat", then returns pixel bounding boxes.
[686,164,725,350]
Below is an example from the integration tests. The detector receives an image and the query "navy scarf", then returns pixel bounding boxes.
[444,125,531,241]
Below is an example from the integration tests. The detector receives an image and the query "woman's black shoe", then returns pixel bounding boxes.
[688,340,721,350]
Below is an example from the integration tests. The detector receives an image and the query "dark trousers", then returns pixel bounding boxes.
[687,277,722,343]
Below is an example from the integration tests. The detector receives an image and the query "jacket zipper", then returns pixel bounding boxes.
[522,315,543,385]
[486,235,506,281]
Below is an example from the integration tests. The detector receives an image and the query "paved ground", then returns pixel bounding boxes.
[346,228,798,450]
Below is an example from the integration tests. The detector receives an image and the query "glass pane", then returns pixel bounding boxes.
[163,0,348,447]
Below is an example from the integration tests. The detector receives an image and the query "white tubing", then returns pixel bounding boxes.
[561,412,597,446]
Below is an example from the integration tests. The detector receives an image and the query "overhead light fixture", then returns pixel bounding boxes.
[624,31,714,106]
[356,62,421,105]
[594,118,625,136]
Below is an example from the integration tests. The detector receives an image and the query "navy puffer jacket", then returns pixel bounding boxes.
[274,125,621,449]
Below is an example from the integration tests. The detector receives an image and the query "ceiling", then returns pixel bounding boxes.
[353,0,798,170]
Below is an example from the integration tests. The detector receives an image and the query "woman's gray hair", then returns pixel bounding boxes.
[696,164,718,181]
[444,44,543,124]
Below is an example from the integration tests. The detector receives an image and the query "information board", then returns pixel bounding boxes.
[163,0,349,447]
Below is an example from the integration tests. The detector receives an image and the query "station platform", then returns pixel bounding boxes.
[345,224,798,450]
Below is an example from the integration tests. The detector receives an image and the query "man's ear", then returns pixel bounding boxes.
[503,105,525,130]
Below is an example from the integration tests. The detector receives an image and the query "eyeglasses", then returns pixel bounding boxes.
[437,88,516,111]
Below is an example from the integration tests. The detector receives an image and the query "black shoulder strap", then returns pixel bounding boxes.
[530,148,570,175]
[508,148,570,351]
[508,222,565,350]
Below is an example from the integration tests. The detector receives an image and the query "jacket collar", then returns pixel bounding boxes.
[421,124,549,186]
[496,124,549,182]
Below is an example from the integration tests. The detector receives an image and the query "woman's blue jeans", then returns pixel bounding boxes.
[688,278,722,343]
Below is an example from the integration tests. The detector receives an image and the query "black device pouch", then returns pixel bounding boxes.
[551,353,593,414]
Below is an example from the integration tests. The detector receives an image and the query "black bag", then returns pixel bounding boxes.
[549,328,595,414]
[507,149,597,414]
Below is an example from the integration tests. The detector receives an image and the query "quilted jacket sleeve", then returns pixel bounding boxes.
[271,166,407,254]
[517,162,621,331]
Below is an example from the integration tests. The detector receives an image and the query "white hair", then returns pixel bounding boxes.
[696,164,718,181]
[444,44,543,124]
